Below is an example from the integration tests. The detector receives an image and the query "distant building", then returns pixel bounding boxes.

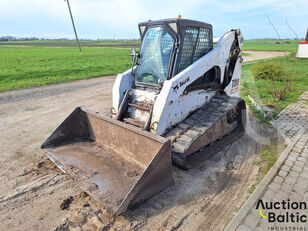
[297,29,308,58]
[0,36,16,41]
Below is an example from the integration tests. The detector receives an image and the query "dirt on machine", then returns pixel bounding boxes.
[42,17,246,215]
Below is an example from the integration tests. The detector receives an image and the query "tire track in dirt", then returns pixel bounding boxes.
[0,157,83,231]
[0,77,115,230]
[149,128,261,231]
[54,113,263,231]
[0,75,281,230]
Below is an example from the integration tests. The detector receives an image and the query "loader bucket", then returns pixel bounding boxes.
[41,107,174,215]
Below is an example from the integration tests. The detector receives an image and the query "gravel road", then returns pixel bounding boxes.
[242,51,289,63]
[0,76,268,231]
[0,51,285,230]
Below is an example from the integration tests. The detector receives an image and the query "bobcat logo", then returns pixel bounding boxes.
[172,77,190,93]
[180,77,190,87]
[172,84,179,93]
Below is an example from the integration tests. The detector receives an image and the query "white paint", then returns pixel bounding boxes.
[224,58,242,97]
[162,90,216,132]
[297,43,308,58]
[152,30,243,135]
[113,30,244,136]
[213,37,220,44]
[112,68,135,114]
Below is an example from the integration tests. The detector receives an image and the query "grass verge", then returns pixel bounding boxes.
[0,39,302,92]
[241,56,308,114]
[240,49,307,186]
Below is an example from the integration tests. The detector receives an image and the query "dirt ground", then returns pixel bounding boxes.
[242,51,289,63]
[0,51,285,231]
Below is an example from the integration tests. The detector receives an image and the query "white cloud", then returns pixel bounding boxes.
[0,0,307,39]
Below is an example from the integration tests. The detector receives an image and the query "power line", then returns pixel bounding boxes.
[65,0,81,52]
[266,15,280,39]
[285,19,299,40]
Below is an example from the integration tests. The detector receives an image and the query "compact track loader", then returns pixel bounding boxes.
[42,18,246,215]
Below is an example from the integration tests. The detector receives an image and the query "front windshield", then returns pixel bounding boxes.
[136,27,174,86]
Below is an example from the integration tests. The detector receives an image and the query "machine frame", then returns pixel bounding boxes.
[112,19,243,135]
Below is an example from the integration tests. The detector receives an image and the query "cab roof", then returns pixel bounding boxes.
[138,18,212,29]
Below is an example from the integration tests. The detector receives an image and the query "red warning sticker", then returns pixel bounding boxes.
[231,87,239,94]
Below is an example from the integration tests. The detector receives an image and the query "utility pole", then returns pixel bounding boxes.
[65,0,81,52]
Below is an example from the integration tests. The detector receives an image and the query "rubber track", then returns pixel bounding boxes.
[164,94,245,169]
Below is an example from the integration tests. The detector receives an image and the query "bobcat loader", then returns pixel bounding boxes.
[41,18,246,215]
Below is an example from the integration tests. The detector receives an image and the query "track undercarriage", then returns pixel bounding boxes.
[164,93,246,169]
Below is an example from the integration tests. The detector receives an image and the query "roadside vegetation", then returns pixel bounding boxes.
[249,144,281,193]
[240,39,307,178]
[0,39,306,107]
[241,53,308,115]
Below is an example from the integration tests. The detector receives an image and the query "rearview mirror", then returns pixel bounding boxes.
[130,48,136,63]
[130,48,139,75]
[130,48,140,65]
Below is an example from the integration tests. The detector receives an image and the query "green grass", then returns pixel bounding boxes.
[241,39,308,117]
[255,145,280,176]
[0,40,68,44]
[260,148,278,174]
[0,39,305,97]
[0,39,140,47]
[243,39,299,53]
[92,42,139,46]
[91,41,140,46]
[0,46,131,92]
[1,39,298,51]
[241,56,308,114]
[240,40,306,183]
[38,212,47,220]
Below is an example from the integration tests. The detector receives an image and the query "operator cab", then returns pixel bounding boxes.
[134,18,213,88]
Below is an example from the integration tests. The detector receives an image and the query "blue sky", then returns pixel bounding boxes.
[1,0,307,40]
